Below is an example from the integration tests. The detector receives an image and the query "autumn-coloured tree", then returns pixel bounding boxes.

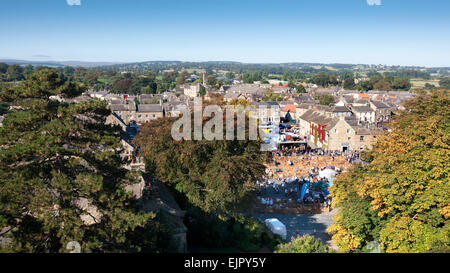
[227,99,251,107]
[329,90,449,253]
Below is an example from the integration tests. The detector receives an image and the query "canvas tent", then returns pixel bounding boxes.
[265,218,287,240]
[319,168,336,181]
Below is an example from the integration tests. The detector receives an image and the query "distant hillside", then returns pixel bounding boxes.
[1,59,448,76]
[98,60,434,75]
[0,59,122,68]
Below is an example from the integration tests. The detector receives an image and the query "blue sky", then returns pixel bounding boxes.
[0,0,449,66]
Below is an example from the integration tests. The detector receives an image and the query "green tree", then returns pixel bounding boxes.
[134,112,266,215]
[439,77,450,89]
[74,67,87,83]
[287,80,296,88]
[296,85,306,94]
[0,69,157,253]
[0,63,8,74]
[373,80,392,91]
[176,70,189,86]
[424,83,436,90]
[199,85,206,97]
[114,78,133,93]
[162,71,176,85]
[391,77,411,90]
[6,64,24,81]
[355,80,373,92]
[84,69,101,88]
[330,75,339,86]
[343,78,355,90]
[207,75,217,87]
[275,235,328,253]
[0,102,9,114]
[312,72,330,87]
[315,94,335,106]
[225,71,235,79]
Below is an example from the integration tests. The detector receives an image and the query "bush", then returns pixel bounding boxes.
[185,210,283,252]
[275,235,328,253]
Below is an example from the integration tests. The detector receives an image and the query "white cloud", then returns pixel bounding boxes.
[366,0,381,6]
[67,0,81,6]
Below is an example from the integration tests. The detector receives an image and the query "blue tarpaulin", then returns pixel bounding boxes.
[300,183,310,200]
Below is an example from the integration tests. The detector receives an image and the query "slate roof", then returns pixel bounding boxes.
[298,109,339,131]
[110,103,136,112]
[351,106,374,113]
[332,106,351,112]
[137,104,163,113]
[371,101,390,109]
[224,84,266,95]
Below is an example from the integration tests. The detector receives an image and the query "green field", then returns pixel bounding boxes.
[410,78,440,88]
[97,78,109,84]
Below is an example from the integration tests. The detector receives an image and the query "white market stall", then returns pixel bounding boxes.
[265,218,287,240]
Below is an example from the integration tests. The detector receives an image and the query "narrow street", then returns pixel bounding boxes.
[252,209,338,250]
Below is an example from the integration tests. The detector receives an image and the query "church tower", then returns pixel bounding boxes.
[203,72,207,88]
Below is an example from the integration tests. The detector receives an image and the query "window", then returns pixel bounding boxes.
[360,136,364,141]
[138,115,142,118]
[335,129,338,133]
[152,114,156,118]
[347,129,350,134]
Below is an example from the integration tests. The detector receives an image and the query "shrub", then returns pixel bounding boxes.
[275,235,328,253]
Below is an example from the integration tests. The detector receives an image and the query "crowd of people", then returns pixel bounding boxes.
[255,146,363,211]
[256,165,339,210]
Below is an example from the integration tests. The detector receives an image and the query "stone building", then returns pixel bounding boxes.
[136,104,164,124]
[350,105,376,125]
[183,83,201,98]
[109,102,137,125]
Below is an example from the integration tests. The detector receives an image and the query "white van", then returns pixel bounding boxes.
[265,218,287,240]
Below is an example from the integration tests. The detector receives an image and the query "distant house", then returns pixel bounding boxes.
[139,94,160,104]
[299,109,380,152]
[370,101,393,123]
[86,90,109,100]
[165,102,189,118]
[183,83,202,98]
[332,106,352,118]
[109,103,136,125]
[280,104,297,120]
[224,92,247,102]
[136,104,164,124]
[350,106,376,125]
[293,95,316,104]
[252,101,280,124]
[325,118,380,152]
[352,98,369,106]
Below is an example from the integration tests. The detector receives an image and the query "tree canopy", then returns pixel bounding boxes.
[0,69,158,252]
[134,104,266,215]
[439,77,450,89]
[275,235,328,253]
[315,94,335,106]
[329,90,450,253]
